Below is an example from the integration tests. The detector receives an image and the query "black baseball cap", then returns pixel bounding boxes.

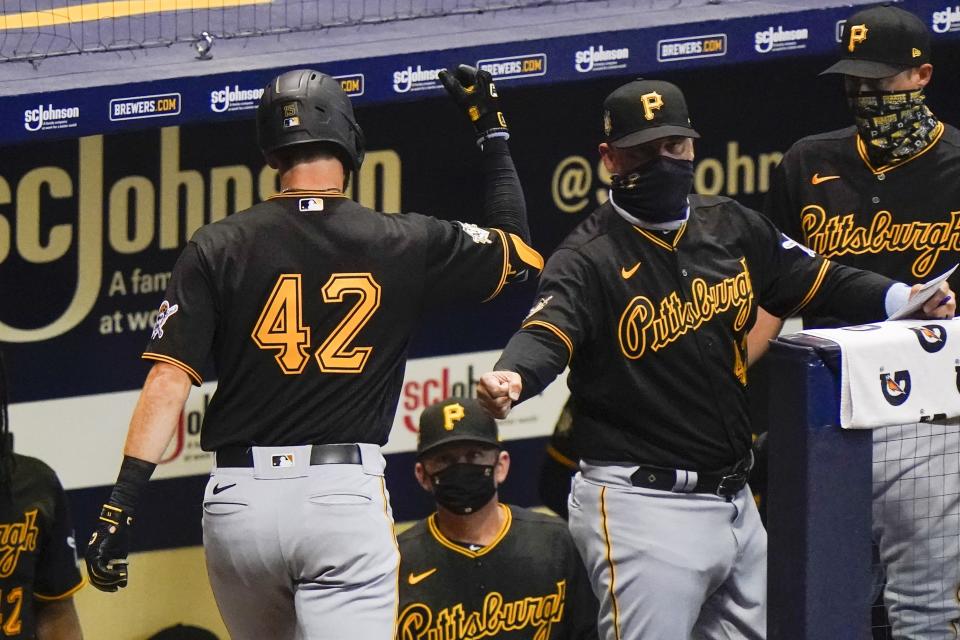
[822,5,931,78]
[602,79,699,148]
[417,398,501,457]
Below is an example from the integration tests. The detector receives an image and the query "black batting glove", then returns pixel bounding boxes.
[85,503,133,592]
[438,64,509,146]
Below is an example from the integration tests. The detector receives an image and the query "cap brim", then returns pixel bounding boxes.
[417,435,502,457]
[819,59,911,79]
[611,125,700,148]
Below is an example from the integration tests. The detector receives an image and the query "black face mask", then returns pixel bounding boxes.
[431,463,497,515]
[611,156,694,224]
[847,88,939,165]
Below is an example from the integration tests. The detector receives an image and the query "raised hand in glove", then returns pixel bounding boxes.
[85,503,133,592]
[438,64,509,145]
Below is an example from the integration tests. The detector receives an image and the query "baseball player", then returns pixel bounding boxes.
[0,352,84,640]
[83,65,543,640]
[751,5,960,637]
[477,78,955,639]
[397,397,598,640]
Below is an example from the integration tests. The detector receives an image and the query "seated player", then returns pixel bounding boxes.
[0,351,84,640]
[397,397,598,640]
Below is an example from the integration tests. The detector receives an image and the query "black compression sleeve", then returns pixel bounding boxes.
[480,137,530,243]
[107,455,157,515]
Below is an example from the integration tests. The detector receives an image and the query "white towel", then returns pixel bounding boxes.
[800,319,960,429]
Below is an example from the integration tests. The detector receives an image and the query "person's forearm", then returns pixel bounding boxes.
[123,363,192,463]
[480,138,529,242]
[36,598,83,640]
[495,330,568,402]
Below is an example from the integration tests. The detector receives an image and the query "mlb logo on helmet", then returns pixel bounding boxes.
[879,370,911,406]
[282,102,300,128]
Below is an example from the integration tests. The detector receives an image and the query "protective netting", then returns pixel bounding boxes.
[0,0,632,62]
[870,420,960,638]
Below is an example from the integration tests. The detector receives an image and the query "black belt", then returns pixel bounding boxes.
[216,444,362,468]
[629,452,754,498]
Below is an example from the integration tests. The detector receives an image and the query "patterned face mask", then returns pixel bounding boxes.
[848,88,940,165]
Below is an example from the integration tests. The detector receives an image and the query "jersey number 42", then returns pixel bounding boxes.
[252,273,382,375]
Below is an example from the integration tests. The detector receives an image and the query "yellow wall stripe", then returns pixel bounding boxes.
[600,487,622,640]
[786,259,830,317]
[141,353,203,386]
[521,320,573,365]
[0,0,271,30]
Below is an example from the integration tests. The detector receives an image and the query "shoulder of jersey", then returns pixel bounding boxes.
[506,505,569,532]
[939,122,960,147]
[784,125,857,158]
[9,453,59,485]
[556,203,619,253]
[397,518,431,546]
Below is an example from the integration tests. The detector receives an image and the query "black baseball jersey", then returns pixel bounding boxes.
[766,123,960,328]
[397,505,598,640]
[144,191,540,451]
[497,195,896,470]
[0,455,84,639]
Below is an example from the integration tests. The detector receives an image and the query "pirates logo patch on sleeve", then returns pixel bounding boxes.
[151,300,180,340]
[781,234,818,258]
[457,222,493,245]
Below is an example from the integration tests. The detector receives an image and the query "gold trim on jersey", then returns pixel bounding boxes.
[855,121,944,175]
[141,353,203,385]
[546,444,578,470]
[785,259,831,317]
[381,477,401,635]
[267,189,348,200]
[34,577,86,601]
[600,487,623,640]
[632,221,687,252]
[483,229,511,302]
[509,233,545,272]
[427,504,512,558]
[521,321,574,366]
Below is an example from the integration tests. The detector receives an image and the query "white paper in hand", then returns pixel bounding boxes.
[888,264,958,320]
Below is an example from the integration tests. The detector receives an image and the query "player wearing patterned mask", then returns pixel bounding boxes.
[83,65,543,640]
[751,5,960,638]
[0,352,84,640]
[397,397,598,640]
[477,77,955,640]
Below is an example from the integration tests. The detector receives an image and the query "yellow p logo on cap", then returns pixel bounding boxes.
[443,403,466,431]
[640,91,664,121]
[848,24,868,52]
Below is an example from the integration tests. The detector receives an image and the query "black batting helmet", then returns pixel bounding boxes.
[257,69,364,173]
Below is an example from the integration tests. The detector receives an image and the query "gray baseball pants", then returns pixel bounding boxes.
[872,420,960,639]
[568,462,766,640]
[202,444,399,640]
